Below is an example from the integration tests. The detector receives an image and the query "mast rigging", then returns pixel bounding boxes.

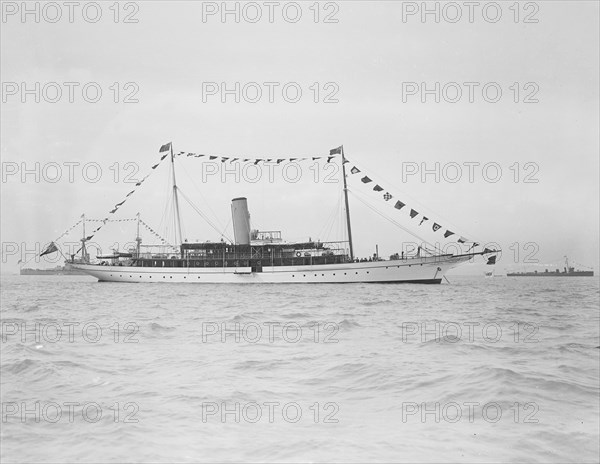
[341,146,355,261]
[170,143,184,245]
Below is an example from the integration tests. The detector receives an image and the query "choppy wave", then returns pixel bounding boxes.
[0,274,598,463]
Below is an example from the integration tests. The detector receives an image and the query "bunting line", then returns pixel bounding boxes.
[71,142,479,250]
[83,144,173,243]
[28,217,86,263]
[69,143,341,249]
[54,218,83,242]
[183,151,341,164]
[58,217,172,246]
[344,155,476,245]
[139,219,173,247]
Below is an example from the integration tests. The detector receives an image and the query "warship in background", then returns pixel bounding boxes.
[507,257,594,277]
[20,265,86,276]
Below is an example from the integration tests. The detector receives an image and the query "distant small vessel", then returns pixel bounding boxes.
[20,265,86,276]
[507,257,594,277]
[484,269,506,278]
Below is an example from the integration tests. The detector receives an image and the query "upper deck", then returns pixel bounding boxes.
[123,240,350,269]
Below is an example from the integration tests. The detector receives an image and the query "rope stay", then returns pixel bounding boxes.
[176,187,233,243]
[349,189,441,253]
[344,155,482,247]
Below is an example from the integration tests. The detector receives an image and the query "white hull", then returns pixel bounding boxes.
[71,255,471,284]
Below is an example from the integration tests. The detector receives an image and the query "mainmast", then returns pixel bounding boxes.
[81,214,88,262]
[341,146,355,261]
[135,212,141,257]
[170,144,183,246]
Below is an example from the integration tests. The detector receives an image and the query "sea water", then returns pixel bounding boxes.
[1,274,599,463]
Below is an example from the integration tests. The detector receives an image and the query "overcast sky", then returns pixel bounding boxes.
[1,1,598,274]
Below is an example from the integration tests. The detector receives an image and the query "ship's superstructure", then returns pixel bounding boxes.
[72,196,474,283]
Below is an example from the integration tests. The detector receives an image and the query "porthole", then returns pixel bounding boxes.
[355,272,358,274]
